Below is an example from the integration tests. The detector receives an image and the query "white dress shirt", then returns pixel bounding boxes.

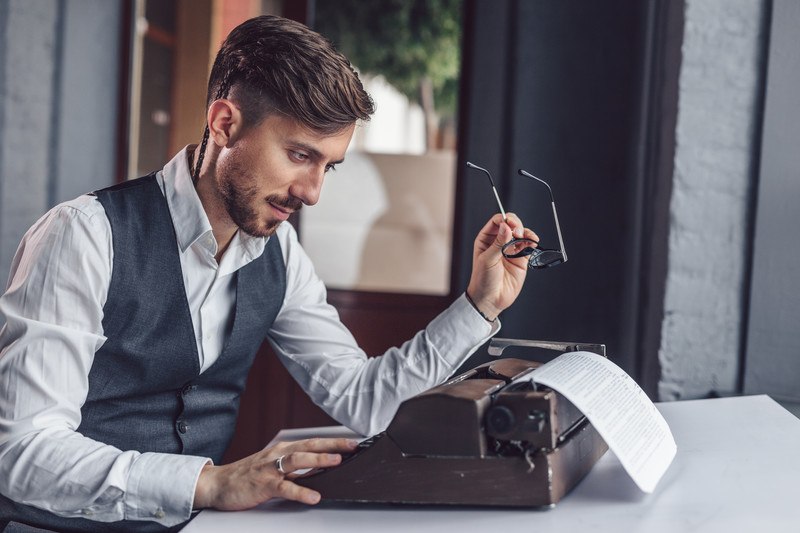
[0,148,499,527]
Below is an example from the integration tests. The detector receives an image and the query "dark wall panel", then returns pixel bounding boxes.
[455,0,654,379]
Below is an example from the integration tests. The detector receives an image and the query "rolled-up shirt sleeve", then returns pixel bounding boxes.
[0,198,207,527]
[269,224,500,437]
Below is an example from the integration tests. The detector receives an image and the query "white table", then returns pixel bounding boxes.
[184,395,800,533]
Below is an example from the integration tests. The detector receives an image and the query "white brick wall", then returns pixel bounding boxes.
[659,0,767,400]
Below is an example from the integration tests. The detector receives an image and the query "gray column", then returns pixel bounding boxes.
[0,0,59,282]
[0,0,121,287]
[53,0,122,203]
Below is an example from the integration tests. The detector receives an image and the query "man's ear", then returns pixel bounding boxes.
[207,99,243,147]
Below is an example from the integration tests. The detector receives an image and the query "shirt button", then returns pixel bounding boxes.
[81,509,93,516]
[154,508,165,519]
[177,420,189,434]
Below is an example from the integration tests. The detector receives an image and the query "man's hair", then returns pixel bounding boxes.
[193,15,375,180]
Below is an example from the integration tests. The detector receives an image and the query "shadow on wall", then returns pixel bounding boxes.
[301,151,456,295]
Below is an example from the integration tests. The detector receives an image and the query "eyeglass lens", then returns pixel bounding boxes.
[501,238,565,269]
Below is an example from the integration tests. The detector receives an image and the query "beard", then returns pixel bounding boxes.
[216,156,303,238]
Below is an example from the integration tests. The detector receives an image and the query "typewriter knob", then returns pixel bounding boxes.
[486,405,516,436]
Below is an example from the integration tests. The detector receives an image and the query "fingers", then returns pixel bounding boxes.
[276,437,359,455]
[197,439,356,511]
[522,227,539,244]
[274,450,343,476]
[503,213,538,242]
[474,214,512,250]
[271,478,323,505]
[476,213,537,254]
[265,441,354,505]
[269,437,357,478]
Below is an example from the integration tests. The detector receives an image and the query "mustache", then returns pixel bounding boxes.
[266,194,303,212]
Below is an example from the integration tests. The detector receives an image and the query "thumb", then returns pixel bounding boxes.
[491,222,511,256]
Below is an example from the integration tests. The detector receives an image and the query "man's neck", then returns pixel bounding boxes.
[188,145,237,262]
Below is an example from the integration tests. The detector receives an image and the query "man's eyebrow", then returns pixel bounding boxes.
[291,141,345,165]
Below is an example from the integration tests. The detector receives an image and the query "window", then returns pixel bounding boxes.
[304,0,462,295]
[126,0,463,296]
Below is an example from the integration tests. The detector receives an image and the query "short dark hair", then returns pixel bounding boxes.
[193,15,375,181]
[208,15,374,132]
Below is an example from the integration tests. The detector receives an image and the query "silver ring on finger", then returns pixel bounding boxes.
[275,454,288,475]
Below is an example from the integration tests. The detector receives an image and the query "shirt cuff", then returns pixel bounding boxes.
[425,293,501,367]
[124,452,211,526]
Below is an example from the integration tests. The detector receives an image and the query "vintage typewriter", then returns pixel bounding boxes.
[298,338,609,507]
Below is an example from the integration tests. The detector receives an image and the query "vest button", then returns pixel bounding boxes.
[182,384,194,396]
[177,420,189,434]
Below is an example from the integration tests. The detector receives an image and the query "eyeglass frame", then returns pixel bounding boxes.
[465,162,568,269]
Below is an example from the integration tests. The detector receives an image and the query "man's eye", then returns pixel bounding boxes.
[325,164,337,173]
[290,151,308,162]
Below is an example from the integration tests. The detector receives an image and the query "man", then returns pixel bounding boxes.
[0,15,537,532]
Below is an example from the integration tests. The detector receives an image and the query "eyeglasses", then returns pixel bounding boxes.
[466,162,568,270]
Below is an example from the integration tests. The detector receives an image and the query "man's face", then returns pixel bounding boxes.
[213,113,354,237]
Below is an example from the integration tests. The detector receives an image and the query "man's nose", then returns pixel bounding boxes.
[289,166,325,206]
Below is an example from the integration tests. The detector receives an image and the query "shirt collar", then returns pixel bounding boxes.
[161,146,268,265]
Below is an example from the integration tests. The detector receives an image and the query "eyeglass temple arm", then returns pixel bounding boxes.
[550,201,568,262]
[518,169,568,262]
[467,161,507,220]
[488,337,606,358]
[518,169,554,202]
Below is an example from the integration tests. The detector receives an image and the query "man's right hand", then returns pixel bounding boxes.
[193,437,358,510]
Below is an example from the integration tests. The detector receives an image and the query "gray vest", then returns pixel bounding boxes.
[0,175,286,532]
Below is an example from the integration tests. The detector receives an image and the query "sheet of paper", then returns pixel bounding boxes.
[524,351,677,493]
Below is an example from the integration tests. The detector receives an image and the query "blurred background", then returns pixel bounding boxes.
[0,0,797,457]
